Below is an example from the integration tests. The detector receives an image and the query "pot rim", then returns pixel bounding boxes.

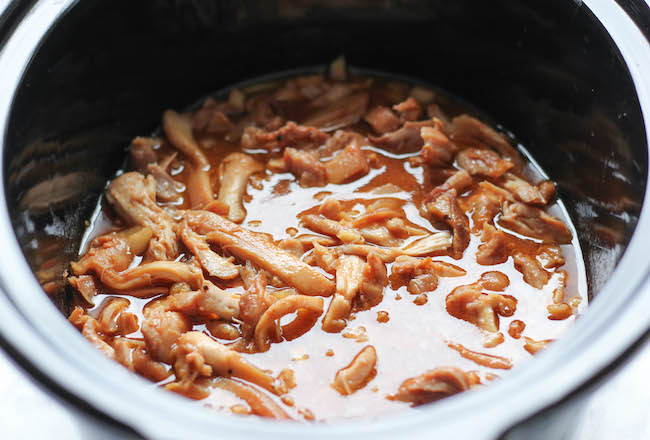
[0,1,649,439]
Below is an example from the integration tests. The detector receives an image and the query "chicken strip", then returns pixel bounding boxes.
[106,172,178,260]
[186,210,335,296]
[217,153,264,223]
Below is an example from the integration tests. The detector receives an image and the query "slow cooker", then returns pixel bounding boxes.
[1,1,649,438]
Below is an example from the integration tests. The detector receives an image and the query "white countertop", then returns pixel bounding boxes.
[1,340,650,439]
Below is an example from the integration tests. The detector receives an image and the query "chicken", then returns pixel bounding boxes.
[499,202,572,244]
[426,190,470,259]
[369,120,436,153]
[331,346,377,395]
[217,153,264,223]
[513,254,551,289]
[241,121,328,150]
[389,367,479,406]
[456,148,513,178]
[186,210,335,296]
[446,283,517,333]
[501,173,555,205]
[172,331,281,394]
[255,295,324,351]
[322,255,367,333]
[178,222,240,279]
[106,172,178,260]
[364,106,401,134]
[450,115,524,167]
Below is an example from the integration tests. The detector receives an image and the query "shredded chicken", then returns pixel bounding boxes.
[163,110,214,208]
[499,202,573,244]
[501,173,555,205]
[68,69,581,418]
[171,331,280,394]
[369,120,435,153]
[178,222,239,279]
[331,346,377,395]
[217,153,264,222]
[255,295,324,351]
[456,148,513,178]
[106,173,178,260]
[446,284,517,333]
[322,255,367,333]
[389,367,479,406]
[364,106,401,134]
[187,210,335,296]
[513,254,551,289]
[426,190,470,259]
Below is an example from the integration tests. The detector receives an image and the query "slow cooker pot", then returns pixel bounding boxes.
[1,1,649,438]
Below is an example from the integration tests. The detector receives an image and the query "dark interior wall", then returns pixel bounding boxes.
[3,0,647,309]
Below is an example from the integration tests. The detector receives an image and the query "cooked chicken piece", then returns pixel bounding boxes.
[389,256,439,293]
[67,274,101,305]
[430,169,473,198]
[141,310,192,364]
[539,245,566,269]
[173,331,280,394]
[168,280,241,321]
[418,124,457,167]
[187,210,335,296]
[364,106,401,134]
[523,337,552,355]
[447,341,512,369]
[426,190,470,259]
[255,295,324,351]
[277,234,338,258]
[207,321,241,341]
[106,172,178,260]
[192,100,235,135]
[97,298,138,336]
[476,224,508,266]
[240,272,277,340]
[163,110,214,208]
[331,346,377,395]
[319,198,344,220]
[369,120,435,153]
[389,367,479,406]
[393,97,422,122]
[89,260,204,293]
[478,271,510,291]
[501,173,555,205]
[331,244,403,263]
[242,121,328,150]
[217,153,264,223]
[322,255,367,333]
[283,148,328,187]
[513,254,550,289]
[69,307,116,359]
[446,284,516,333]
[147,157,183,204]
[214,378,291,420]
[129,136,159,173]
[498,202,572,244]
[400,232,453,256]
[324,141,370,184]
[303,92,369,131]
[132,345,171,382]
[456,148,513,178]
[301,214,398,247]
[462,181,513,232]
[450,115,524,167]
[178,222,240,279]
